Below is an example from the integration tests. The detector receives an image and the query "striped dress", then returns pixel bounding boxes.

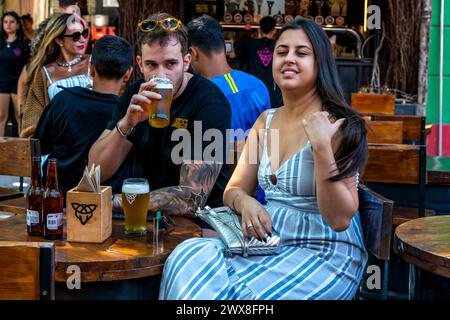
[159,109,368,300]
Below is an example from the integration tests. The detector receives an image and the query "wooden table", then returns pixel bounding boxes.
[394,215,450,299]
[0,213,201,299]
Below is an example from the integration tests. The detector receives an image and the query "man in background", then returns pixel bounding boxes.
[187,15,270,204]
[58,0,79,14]
[35,35,133,196]
[236,15,282,108]
[187,15,271,134]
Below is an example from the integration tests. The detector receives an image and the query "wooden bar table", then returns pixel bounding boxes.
[0,212,201,299]
[394,215,450,299]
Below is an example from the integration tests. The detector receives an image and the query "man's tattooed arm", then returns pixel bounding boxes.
[148,162,222,216]
[112,162,222,216]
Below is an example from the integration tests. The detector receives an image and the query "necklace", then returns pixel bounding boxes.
[5,37,16,48]
[56,55,83,72]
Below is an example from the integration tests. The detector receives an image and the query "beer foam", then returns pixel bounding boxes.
[153,82,173,89]
[122,184,149,194]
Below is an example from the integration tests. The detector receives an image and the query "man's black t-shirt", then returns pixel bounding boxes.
[236,37,283,108]
[106,74,231,208]
[35,87,125,195]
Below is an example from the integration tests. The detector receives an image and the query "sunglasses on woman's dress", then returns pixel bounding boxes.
[60,28,89,42]
[138,18,182,32]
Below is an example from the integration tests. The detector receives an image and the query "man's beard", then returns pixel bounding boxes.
[172,71,185,98]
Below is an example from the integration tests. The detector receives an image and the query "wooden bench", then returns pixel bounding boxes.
[352,93,395,115]
[0,138,40,215]
[0,138,41,195]
[0,241,54,300]
[366,120,403,144]
[361,112,431,226]
[365,114,426,145]
[363,143,431,226]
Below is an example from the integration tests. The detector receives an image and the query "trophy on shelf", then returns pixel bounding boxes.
[325,0,335,25]
[234,11,243,23]
[274,11,284,24]
[255,0,263,22]
[314,1,325,25]
[284,0,297,23]
[305,1,314,21]
[223,0,236,23]
[267,0,275,16]
[336,0,346,26]
[243,0,255,24]
[296,0,309,19]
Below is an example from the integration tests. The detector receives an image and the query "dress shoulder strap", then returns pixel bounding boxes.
[42,66,53,84]
[263,108,278,151]
[86,55,92,77]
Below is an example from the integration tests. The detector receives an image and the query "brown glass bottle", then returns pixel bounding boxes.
[43,158,63,240]
[27,156,43,236]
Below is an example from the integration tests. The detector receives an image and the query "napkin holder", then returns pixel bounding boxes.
[66,186,112,243]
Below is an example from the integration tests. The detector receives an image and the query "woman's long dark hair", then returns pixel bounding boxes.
[276,18,368,181]
[0,11,28,50]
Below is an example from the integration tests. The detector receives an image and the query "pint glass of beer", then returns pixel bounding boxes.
[148,75,173,128]
[122,178,150,235]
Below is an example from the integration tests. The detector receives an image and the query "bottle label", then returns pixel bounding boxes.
[26,210,40,226]
[46,213,63,230]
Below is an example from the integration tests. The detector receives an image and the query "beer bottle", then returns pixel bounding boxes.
[26,156,43,236]
[43,158,63,240]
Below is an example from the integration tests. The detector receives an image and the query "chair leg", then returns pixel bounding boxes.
[408,264,422,300]
[19,176,24,193]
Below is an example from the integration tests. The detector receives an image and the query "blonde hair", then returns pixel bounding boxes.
[27,13,72,86]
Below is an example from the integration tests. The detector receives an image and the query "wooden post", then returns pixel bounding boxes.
[417,0,432,116]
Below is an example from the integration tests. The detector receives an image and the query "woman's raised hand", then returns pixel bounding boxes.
[302,111,345,148]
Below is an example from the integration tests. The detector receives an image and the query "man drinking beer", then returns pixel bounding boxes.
[89,13,231,222]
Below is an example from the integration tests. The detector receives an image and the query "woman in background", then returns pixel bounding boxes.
[0,11,30,137]
[20,13,91,137]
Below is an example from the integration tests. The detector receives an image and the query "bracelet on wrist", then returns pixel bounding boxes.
[115,122,135,137]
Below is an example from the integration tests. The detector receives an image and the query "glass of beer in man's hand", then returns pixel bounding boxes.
[147,75,173,128]
[122,178,150,235]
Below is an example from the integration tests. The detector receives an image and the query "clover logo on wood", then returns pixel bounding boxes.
[71,203,97,225]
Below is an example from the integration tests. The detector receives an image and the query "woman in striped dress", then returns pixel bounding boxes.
[159,17,368,300]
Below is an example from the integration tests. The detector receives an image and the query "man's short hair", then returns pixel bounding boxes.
[21,14,33,23]
[137,12,188,56]
[91,35,133,80]
[59,0,77,8]
[186,15,225,56]
[260,16,276,34]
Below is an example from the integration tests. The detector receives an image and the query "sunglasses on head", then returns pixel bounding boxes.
[61,28,89,42]
[138,17,182,32]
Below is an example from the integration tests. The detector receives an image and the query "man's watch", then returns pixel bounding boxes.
[115,122,135,137]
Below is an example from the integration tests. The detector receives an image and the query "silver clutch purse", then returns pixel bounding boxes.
[196,206,281,257]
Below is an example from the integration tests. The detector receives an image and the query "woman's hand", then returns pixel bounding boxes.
[237,196,272,241]
[302,111,345,149]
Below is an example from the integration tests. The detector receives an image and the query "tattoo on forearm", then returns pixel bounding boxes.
[149,162,222,216]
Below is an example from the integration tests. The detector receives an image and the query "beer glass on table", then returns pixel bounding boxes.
[147,75,173,128]
[122,178,150,235]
